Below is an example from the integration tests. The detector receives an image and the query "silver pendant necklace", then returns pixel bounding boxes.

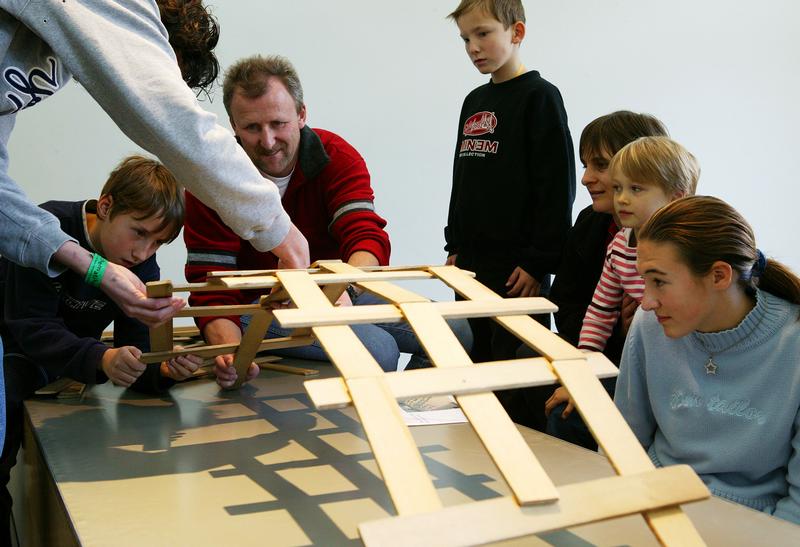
[692,301,764,376]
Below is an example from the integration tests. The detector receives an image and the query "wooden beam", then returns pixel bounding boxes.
[359,465,709,547]
[138,335,314,364]
[429,266,584,361]
[175,304,263,318]
[227,308,274,390]
[304,353,618,410]
[275,270,441,516]
[273,297,558,328]
[348,377,442,516]
[399,302,559,506]
[222,270,435,290]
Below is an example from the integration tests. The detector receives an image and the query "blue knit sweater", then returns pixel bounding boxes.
[615,289,800,525]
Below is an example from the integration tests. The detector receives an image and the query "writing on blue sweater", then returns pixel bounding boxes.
[670,390,767,425]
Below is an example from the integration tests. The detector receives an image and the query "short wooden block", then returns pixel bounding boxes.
[146,280,173,353]
[358,465,709,547]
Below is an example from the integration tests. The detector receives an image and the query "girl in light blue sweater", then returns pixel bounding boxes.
[615,195,800,525]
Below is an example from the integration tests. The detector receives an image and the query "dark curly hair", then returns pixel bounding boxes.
[156,0,220,97]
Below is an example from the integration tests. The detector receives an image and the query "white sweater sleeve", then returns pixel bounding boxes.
[13,0,289,251]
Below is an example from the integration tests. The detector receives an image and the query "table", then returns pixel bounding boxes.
[17,363,800,546]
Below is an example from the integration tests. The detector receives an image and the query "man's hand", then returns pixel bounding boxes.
[101,346,146,387]
[214,353,259,388]
[544,386,575,419]
[505,266,540,297]
[620,294,639,336]
[272,222,310,269]
[160,347,204,381]
[445,254,457,266]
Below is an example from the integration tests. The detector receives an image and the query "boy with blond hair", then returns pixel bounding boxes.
[0,156,202,540]
[547,136,700,430]
[444,0,575,380]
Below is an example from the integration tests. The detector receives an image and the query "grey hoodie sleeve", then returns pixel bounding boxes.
[0,114,74,275]
[11,0,290,252]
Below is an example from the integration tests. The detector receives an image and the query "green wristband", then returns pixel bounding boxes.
[84,253,108,288]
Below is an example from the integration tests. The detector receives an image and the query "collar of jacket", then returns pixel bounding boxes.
[297,126,331,181]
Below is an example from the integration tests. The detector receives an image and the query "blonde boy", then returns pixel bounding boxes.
[578,136,700,352]
[444,0,576,386]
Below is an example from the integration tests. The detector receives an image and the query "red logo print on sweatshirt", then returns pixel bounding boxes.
[462,111,497,136]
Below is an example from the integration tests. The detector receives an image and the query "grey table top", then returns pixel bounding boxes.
[24,362,800,546]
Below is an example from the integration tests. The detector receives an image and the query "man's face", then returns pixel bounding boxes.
[229,78,306,178]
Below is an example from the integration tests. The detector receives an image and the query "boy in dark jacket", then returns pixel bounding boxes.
[0,155,201,541]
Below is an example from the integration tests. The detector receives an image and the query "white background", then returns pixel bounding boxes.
[8,0,800,302]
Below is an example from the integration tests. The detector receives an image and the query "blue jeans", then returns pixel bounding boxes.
[242,291,473,372]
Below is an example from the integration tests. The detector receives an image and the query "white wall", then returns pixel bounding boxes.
[8,0,800,302]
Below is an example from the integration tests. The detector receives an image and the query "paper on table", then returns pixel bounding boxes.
[400,407,468,426]
[398,395,468,426]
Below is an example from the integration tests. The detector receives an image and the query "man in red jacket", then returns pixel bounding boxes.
[184,55,472,386]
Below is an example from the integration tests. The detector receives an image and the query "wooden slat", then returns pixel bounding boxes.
[228,309,274,390]
[138,335,314,364]
[175,304,262,318]
[429,266,583,361]
[399,302,559,506]
[273,297,558,329]
[317,261,430,303]
[276,271,383,378]
[206,263,434,278]
[276,270,440,515]
[146,281,173,353]
[347,377,441,516]
[304,353,618,410]
[222,270,434,290]
[359,466,709,547]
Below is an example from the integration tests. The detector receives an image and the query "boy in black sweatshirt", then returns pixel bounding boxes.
[444,0,575,375]
[0,155,202,541]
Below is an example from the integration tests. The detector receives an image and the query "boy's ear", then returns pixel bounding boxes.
[96,195,113,220]
[511,21,526,44]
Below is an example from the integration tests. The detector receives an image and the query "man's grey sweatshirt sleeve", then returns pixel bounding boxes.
[14,0,290,252]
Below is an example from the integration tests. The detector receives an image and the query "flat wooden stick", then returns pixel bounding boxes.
[430,266,584,361]
[228,308,274,390]
[273,297,558,329]
[276,270,441,516]
[138,335,314,364]
[304,352,618,410]
[175,304,263,318]
[359,465,709,547]
[207,263,434,278]
[399,301,559,506]
[222,270,435,290]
